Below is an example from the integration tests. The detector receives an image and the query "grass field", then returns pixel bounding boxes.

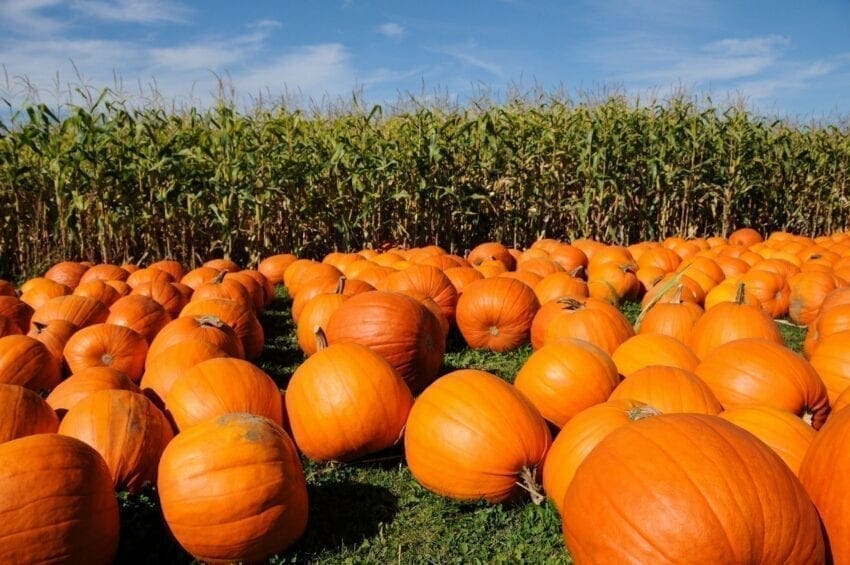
[114,291,807,564]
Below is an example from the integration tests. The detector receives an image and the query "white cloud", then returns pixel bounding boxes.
[377,22,405,39]
[434,43,505,78]
[0,0,65,34]
[70,0,190,24]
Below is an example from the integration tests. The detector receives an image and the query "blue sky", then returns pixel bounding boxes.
[1,0,848,119]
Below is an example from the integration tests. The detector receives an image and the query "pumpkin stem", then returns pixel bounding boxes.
[31,321,47,334]
[196,314,225,328]
[569,265,585,279]
[516,466,546,506]
[314,326,329,352]
[801,409,815,427]
[334,276,347,295]
[734,282,747,305]
[212,270,227,284]
[556,297,585,311]
[101,353,115,366]
[627,404,662,421]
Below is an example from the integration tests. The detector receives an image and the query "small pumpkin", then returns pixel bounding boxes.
[455,277,540,352]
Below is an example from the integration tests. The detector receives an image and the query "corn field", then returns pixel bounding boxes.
[1,91,848,279]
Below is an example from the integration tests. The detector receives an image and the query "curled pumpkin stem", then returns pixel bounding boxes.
[516,466,546,506]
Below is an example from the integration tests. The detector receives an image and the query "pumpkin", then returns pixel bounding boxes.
[404,369,551,503]
[0,313,21,338]
[636,285,703,343]
[0,383,59,442]
[63,323,148,382]
[180,266,222,290]
[27,319,77,368]
[286,262,343,300]
[540,297,634,355]
[291,275,372,323]
[799,407,850,563]
[687,283,783,359]
[286,337,413,461]
[729,227,763,246]
[78,263,130,284]
[0,334,62,392]
[158,414,308,562]
[0,433,120,563]
[19,277,70,310]
[165,357,282,431]
[533,272,589,305]
[467,241,516,270]
[804,304,850,357]
[73,279,123,307]
[740,269,791,318]
[514,339,620,427]
[295,280,352,356]
[808,330,850,404]
[443,266,484,295]
[140,339,229,409]
[563,413,824,563]
[190,270,252,309]
[258,254,298,286]
[106,294,171,344]
[542,399,658,514]
[147,314,244,364]
[126,267,175,288]
[455,277,540,352]
[378,264,459,324]
[58,389,173,492]
[611,333,699,376]
[719,406,815,475]
[44,260,89,289]
[608,365,722,414]
[130,280,189,318]
[180,298,264,359]
[789,270,840,325]
[0,296,34,331]
[46,366,140,416]
[547,244,588,273]
[31,294,109,329]
[325,291,445,393]
[148,259,185,281]
[695,338,830,428]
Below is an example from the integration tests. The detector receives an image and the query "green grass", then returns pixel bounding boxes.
[115,292,808,563]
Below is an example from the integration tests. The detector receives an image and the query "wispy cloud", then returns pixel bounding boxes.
[434,43,505,78]
[70,0,191,24]
[0,0,65,35]
[377,22,405,39]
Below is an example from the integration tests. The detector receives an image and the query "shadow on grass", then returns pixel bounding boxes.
[293,480,400,556]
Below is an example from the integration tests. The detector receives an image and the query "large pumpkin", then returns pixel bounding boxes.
[158,413,308,562]
[799,407,850,563]
[58,389,174,492]
[0,433,120,563]
[563,414,824,563]
[455,278,539,352]
[0,383,59,442]
[405,369,551,503]
[325,291,445,393]
[608,365,722,414]
[514,339,620,427]
[165,357,282,431]
[540,297,634,355]
[377,264,458,324]
[286,339,413,461]
[695,338,830,428]
[140,339,230,409]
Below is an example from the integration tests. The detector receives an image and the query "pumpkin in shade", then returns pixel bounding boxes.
[58,389,173,492]
[804,304,850,357]
[180,298,264,359]
[325,291,445,393]
[0,383,59,442]
[0,334,62,392]
[719,406,815,476]
[789,270,839,326]
[542,399,659,514]
[0,296,34,330]
[106,294,171,344]
[0,433,120,564]
[165,357,282,431]
[514,339,620,427]
[687,283,783,359]
[455,277,540,352]
[139,339,229,409]
[158,413,308,562]
[404,369,551,503]
[695,338,830,428]
[563,413,824,563]
[63,323,148,382]
[225,271,268,313]
[799,407,850,563]
[609,365,722,414]
[46,367,140,417]
[286,336,413,461]
[611,333,699,377]
[146,314,244,365]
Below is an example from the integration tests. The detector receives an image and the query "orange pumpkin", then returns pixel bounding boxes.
[44,260,89,289]
[140,339,230,409]
[286,339,413,461]
[258,254,298,285]
[719,406,815,475]
[31,294,109,329]
[73,279,123,307]
[809,330,850,404]
[63,323,148,382]
[608,365,722,414]
[514,339,620,427]
[405,369,551,503]
[58,389,173,492]
[146,314,244,364]
[46,366,140,417]
[106,294,171,344]
[467,241,516,270]
[455,278,539,352]
[636,286,703,343]
[157,414,308,563]
[0,383,59,442]
[611,333,699,376]
[0,433,120,563]
[180,298,264,359]
[541,298,634,355]
[0,334,62,392]
[563,414,824,563]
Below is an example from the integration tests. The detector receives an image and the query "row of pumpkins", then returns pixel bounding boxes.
[1,227,850,562]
